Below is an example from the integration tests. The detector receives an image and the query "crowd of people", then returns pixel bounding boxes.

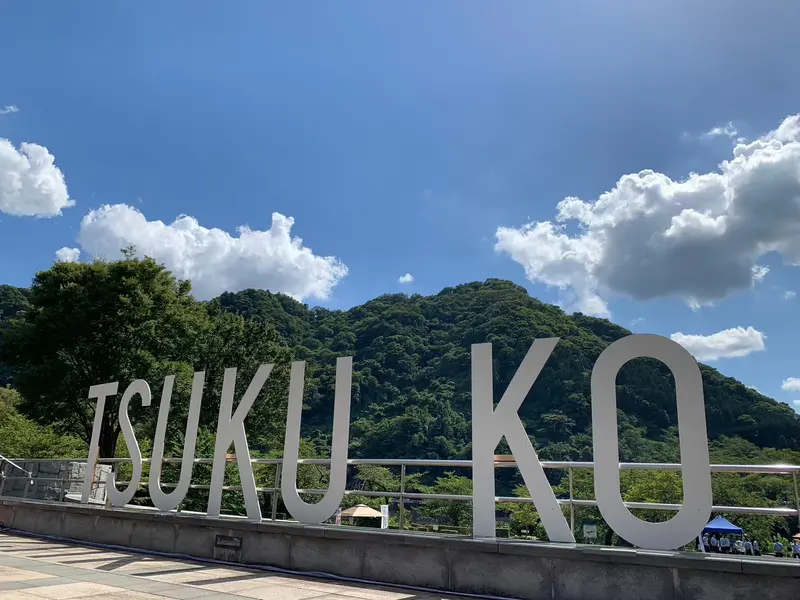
[701,533,800,558]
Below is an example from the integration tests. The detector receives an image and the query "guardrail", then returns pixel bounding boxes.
[1,457,799,535]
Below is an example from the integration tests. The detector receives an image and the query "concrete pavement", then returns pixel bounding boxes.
[0,533,455,600]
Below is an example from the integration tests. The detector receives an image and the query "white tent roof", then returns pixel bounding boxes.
[340,504,384,518]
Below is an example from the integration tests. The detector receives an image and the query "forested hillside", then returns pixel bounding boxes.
[3,274,800,463]
[212,281,800,460]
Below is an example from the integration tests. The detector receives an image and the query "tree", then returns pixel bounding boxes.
[418,471,473,527]
[193,308,292,446]
[0,255,209,458]
[0,387,86,458]
[498,485,547,538]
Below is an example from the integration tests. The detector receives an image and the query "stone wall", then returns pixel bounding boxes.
[0,461,111,503]
[1,498,799,600]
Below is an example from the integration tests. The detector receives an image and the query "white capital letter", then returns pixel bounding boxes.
[207,364,273,522]
[471,340,574,542]
[149,372,205,512]
[109,379,151,507]
[282,357,352,524]
[82,382,119,503]
[591,334,711,550]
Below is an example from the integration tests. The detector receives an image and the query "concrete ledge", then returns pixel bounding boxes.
[2,498,799,600]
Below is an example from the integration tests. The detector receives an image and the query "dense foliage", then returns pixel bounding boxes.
[0,387,86,459]
[2,258,800,543]
[212,280,800,462]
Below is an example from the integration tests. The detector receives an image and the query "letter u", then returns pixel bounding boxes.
[281,357,352,524]
[149,372,205,512]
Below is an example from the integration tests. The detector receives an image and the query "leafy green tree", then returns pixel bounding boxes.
[0,255,209,457]
[193,307,292,447]
[418,471,473,527]
[498,485,547,538]
[0,387,86,458]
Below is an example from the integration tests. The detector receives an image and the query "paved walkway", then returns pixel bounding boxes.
[0,533,452,600]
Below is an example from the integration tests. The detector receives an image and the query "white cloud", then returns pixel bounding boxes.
[55,247,80,263]
[0,105,19,115]
[793,400,800,407]
[0,139,73,217]
[669,326,766,362]
[702,122,738,139]
[782,378,800,392]
[784,290,796,300]
[398,273,414,284]
[496,115,800,316]
[751,265,769,283]
[77,204,348,301]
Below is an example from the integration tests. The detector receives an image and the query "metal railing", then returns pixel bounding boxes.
[1,457,799,535]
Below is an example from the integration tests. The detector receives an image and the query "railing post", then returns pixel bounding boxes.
[793,471,799,529]
[271,460,282,522]
[23,476,30,500]
[399,463,406,530]
[569,466,575,536]
[58,463,67,502]
[105,463,116,509]
[0,462,7,498]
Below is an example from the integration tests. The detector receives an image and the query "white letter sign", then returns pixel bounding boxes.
[109,379,151,507]
[282,357,353,524]
[149,372,205,512]
[78,332,716,552]
[591,334,712,550]
[471,339,574,542]
[82,382,119,503]
[207,364,273,522]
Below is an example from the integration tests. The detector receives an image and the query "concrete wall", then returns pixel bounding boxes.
[1,498,798,600]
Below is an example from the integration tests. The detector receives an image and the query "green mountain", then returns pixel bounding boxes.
[210,279,800,462]
[4,278,799,462]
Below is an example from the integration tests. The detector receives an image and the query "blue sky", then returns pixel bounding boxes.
[2,1,800,409]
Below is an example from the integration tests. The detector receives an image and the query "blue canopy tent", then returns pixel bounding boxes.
[702,516,743,535]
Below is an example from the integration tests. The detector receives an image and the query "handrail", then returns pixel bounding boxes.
[0,454,32,478]
[5,457,800,473]
[2,457,799,533]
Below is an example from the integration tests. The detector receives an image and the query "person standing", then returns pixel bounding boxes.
[753,539,761,556]
[702,533,710,553]
[744,538,753,556]
[792,539,800,559]
[720,535,731,554]
[774,539,784,558]
[710,535,719,553]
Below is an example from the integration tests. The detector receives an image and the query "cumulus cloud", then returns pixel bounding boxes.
[0,139,73,217]
[0,105,19,115]
[702,122,738,139]
[781,378,800,392]
[784,291,796,300]
[669,326,766,362]
[496,115,800,316]
[77,204,348,301]
[794,400,800,407]
[398,273,414,284]
[55,247,80,263]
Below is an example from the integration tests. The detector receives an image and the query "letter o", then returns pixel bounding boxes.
[590,334,712,550]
